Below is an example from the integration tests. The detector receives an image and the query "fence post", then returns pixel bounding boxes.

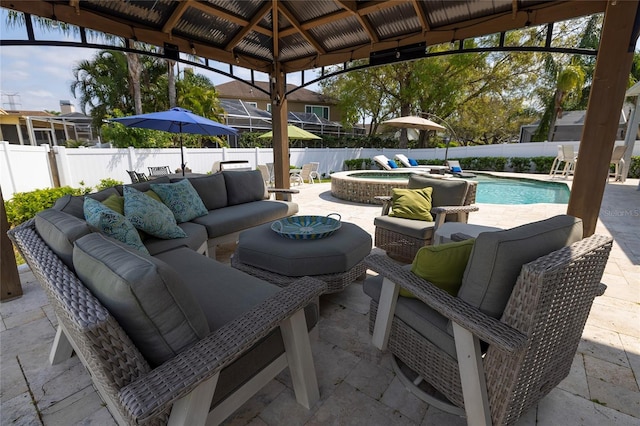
[255,147,260,168]
[128,146,137,171]
[47,144,61,187]
[54,146,73,187]
[1,141,17,195]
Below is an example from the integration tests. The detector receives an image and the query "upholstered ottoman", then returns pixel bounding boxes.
[231,221,372,293]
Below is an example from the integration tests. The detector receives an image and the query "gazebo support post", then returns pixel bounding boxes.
[568,0,640,236]
[271,63,290,197]
[1,187,23,301]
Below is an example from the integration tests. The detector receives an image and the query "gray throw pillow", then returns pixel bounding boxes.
[73,233,210,367]
[185,173,228,210]
[223,170,268,205]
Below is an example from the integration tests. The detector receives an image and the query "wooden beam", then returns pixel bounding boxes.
[335,0,380,43]
[278,3,327,54]
[162,0,192,35]
[188,1,272,36]
[1,187,23,301]
[225,1,272,52]
[411,0,431,32]
[271,64,290,196]
[567,0,640,236]
[279,10,352,37]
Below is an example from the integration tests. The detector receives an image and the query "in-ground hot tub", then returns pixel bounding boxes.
[331,170,422,204]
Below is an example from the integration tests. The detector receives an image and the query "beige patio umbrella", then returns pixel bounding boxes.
[382,116,446,131]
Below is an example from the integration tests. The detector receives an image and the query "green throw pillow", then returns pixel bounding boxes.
[84,197,149,254]
[389,187,434,221]
[101,194,124,215]
[123,186,187,239]
[400,238,476,298]
[150,179,208,223]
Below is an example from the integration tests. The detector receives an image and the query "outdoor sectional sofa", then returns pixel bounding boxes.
[8,169,325,425]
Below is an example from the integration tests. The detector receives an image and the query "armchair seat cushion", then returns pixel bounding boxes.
[364,273,457,358]
[374,215,435,240]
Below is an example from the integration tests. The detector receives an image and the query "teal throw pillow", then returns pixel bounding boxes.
[84,197,149,254]
[150,179,208,223]
[123,186,187,239]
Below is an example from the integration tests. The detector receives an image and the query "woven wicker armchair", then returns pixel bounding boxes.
[364,216,612,426]
[374,174,478,263]
[9,220,325,425]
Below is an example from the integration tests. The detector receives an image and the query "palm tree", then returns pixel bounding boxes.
[547,64,586,141]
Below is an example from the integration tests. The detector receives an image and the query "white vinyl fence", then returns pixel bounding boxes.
[1,140,637,199]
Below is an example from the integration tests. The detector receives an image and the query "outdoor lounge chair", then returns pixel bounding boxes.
[309,162,320,183]
[373,154,401,170]
[364,215,612,426]
[395,154,427,168]
[609,145,627,181]
[549,145,577,177]
[148,165,171,176]
[126,170,140,183]
[445,160,476,178]
[374,174,478,263]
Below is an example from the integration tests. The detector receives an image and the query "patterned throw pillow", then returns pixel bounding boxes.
[150,179,208,223]
[84,197,149,253]
[123,186,187,239]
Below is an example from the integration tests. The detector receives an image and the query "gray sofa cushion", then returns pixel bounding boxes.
[363,272,457,358]
[192,200,298,239]
[458,215,583,318]
[35,208,92,270]
[408,175,469,222]
[156,247,319,408]
[73,233,210,367]
[223,170,268,205]
[53,187,120,219]
[373,215,435,239]
[115,176,171,195]
[183,174,228,210]
[144,221,208,256]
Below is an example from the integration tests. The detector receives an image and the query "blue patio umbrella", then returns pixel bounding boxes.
[111,107,238,175]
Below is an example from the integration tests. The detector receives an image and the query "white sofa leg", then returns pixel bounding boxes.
[280,309,319,409]
[452,322,491,426]
[371,277,399,350]
[168,373,219,426]
[50,324,74,365]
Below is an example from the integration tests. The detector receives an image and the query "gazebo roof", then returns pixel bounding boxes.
[3,1,607,74]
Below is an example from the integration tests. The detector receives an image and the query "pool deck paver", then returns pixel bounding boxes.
[1,173,638,425]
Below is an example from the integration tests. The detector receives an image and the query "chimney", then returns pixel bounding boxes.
[60,100,75,114]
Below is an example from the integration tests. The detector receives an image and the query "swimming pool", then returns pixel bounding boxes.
[473,174,570,204]
[330,171,570,205]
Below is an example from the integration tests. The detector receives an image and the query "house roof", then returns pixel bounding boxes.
[0,109,55,118]
[216,81,333,104]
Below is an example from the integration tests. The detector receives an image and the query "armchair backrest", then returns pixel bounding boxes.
[408,174,473,221]
[458,215,583,318]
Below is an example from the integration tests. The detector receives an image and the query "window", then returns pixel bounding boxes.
[305,105,329,119]
[246,102,258,108]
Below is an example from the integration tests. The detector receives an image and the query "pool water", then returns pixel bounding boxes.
[473,175,569,204]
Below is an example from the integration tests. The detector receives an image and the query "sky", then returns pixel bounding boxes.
[0,8,320,113]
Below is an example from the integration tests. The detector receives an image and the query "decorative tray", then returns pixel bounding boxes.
[271,214,341,240]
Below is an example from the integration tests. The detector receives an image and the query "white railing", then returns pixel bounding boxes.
[1,140,637,199]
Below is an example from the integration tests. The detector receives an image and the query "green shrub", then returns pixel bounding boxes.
[96,178,123,191]
[345,159,372,170]
[5,187,81,227]
[628,156,640,178]
[531,156,556,174]
[416,159,445,166]
[509,157,532,173]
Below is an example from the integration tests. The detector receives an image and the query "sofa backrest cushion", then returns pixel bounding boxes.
[223,170,268,205]
[115,176,171,195]
[185,173,228,210]
[408,175,469,208]
[35,208,92,270]
[53,187,120,219]
[458,215,583,318]
[73,233,210,367]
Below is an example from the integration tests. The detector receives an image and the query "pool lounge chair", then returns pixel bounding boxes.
[446,160,476,178]
[373,155,402,170]
[395,154,427,168]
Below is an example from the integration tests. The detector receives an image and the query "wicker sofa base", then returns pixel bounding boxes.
[232,252,366,293]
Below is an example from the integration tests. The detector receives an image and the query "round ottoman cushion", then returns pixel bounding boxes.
[237,221,372,276]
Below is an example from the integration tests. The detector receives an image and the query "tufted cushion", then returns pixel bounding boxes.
[35,208,92,270]
[458,215,583,318]
[123,186,187,239]
[389,187,434,221]
[84,198,148,253]
[222,170,268,205]
[150,179,208,223]
[73,233,210,367]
